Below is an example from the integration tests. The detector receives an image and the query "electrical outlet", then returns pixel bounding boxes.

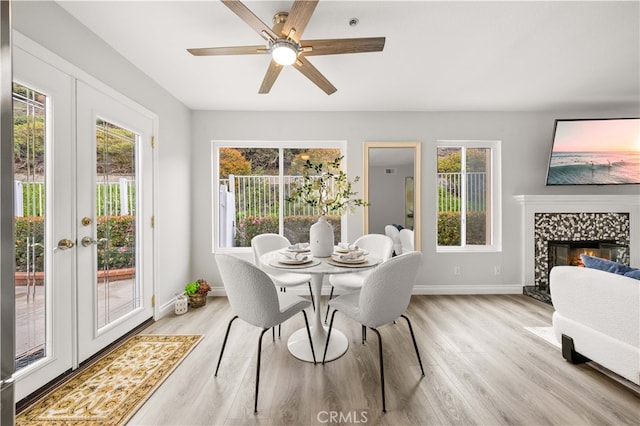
[494,266,501,276]
[454,266,461,276]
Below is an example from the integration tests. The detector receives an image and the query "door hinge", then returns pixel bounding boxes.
[151,135,156,148]
[151,294,155,308]
[151,216,155,228]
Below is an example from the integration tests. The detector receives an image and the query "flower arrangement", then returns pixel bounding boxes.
[184,279,211,296]
[286,156,369,216]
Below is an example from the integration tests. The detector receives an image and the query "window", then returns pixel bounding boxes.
[436,140,501,252]
[214,141,345,250]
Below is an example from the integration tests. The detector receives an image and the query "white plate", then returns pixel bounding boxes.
[287,248,311,253]
[331,254,367,264]
[278,257,313,265]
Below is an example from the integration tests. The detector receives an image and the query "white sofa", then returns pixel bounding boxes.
[550,266,640,385]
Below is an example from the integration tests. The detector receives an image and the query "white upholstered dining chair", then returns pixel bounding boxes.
[251,233,315,311]
[384,225,402,256]
[399,228,414,253]
[214,254,316,413]
[324,234,394,323]
[322,251,425,412]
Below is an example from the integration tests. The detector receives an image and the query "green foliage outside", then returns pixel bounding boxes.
[234,215,341,247]
[14,215,135,272]
[437,211,487,246]
[14,217,45,273]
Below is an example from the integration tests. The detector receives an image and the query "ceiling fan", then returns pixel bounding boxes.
[187,0,385,95]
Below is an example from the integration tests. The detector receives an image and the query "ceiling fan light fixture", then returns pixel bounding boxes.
[271,40,298,66]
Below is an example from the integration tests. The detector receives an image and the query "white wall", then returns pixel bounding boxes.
[13,1,193,312]
[191,110,639,293]
[369,164,413,234]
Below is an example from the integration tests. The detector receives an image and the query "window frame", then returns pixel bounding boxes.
[212,140,347,253]
[436,140,502,253]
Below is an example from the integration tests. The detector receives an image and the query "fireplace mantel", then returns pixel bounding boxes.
[514,194,640,208]
[514,194,640,288]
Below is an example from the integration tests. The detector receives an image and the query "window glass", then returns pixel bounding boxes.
[437,142,500,251]
[216,144,343,249]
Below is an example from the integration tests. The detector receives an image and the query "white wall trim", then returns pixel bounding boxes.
[514,194,640,207]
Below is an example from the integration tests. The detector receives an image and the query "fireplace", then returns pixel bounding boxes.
[526,211,631,304]
[515,195,639,305]
[547,239,629,289]
[548,240,628,269]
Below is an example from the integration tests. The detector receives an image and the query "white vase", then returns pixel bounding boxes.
[310,216,334,257]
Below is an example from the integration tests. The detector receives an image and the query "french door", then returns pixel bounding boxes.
[13,47,155,401]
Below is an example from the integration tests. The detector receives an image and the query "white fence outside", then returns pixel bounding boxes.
[437,172,487,212]
[219,174,330,221]
[14,178,135,217]
[220,171,487,220]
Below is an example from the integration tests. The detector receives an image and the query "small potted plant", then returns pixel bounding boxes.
[184,278,211,308]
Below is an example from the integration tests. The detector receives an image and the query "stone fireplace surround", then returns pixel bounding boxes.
[515,195,640,303]
[534,212,630,294]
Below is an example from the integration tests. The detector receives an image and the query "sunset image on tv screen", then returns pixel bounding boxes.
[546,118,640,185]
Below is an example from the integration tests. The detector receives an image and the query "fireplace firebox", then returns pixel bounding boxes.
[547,239,628,280]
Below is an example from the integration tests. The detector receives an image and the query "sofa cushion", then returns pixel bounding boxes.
[580,254,635,275]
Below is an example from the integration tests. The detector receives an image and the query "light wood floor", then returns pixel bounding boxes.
[129,295,640,425]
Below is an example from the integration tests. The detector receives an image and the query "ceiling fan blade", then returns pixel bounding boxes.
[187,45,268,56]
[293,57,337,95]
[301,37,386,56]
[221,0,278,41]
[259,60,284,94]
[281,0,318,41]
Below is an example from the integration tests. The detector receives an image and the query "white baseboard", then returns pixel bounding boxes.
[412,284,523,295]
[206,284,524,297]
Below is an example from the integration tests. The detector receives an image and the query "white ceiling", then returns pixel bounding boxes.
[56,0,640,112]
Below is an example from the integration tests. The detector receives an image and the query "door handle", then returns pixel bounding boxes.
[81,237,108,247]
[56,239,75,250]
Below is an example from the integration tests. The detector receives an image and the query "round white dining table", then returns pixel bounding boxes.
[260,250,380,363]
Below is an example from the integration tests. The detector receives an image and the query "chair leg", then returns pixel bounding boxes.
[362,325,367,344]
[308,282,315,311]
[322,309,338,364]
[370,327,386,412]
[301,310,316,364]
[215,315,239,376]
[401,314,425,376]
[255,328,270,413]
[324,286,335,324]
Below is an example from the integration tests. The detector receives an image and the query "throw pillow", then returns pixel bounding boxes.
[580,254,634,275]
[623,269,640,280]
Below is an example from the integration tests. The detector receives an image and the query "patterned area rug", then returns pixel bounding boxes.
[16,334,202,426]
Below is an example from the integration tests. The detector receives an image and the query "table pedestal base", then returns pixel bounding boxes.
[288,326,348,363]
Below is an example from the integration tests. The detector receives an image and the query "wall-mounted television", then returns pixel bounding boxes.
[546,118,640,185]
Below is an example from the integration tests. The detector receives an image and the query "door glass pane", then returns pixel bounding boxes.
[13,83,47,370]
[95,118,138,328]
[437,147,462,246]
[284,148,342,244]
[466,148,490,245]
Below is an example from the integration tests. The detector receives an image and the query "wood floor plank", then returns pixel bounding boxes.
[124,295,640,425]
